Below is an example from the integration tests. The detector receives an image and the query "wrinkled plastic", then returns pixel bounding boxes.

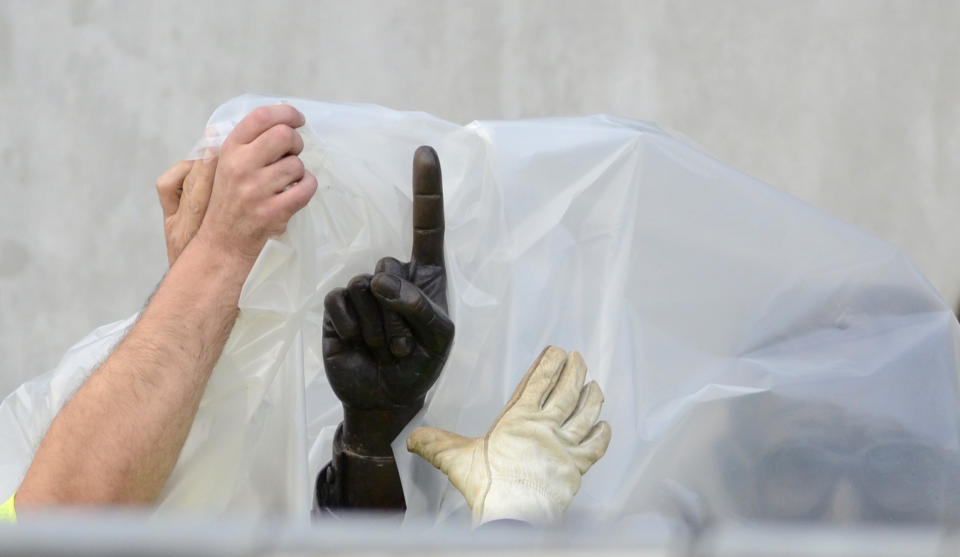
[1,94,958,527]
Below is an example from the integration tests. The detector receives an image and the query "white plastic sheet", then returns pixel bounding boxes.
[2,94,958,526]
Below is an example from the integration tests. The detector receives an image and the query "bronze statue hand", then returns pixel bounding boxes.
[322,146,453,457]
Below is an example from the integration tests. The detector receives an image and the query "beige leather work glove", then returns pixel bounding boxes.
[407,346,612,526]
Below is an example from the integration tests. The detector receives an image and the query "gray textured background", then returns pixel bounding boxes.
[1,1,958,396]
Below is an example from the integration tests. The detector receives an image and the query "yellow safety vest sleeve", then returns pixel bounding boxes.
[0,493,16,524]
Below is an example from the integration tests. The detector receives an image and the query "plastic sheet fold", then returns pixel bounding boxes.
[1,94,957,527]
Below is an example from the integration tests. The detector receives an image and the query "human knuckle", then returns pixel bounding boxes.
[276,104,299,122]
[248,106,274,126]
[277,201,299,222]
[291,131,304,152]
[267,204,291,224]
[290,156,305,173]
[220,154,244,177]
[156,175,177,192]
[219,140,238,157]
[246,204,270,225]
[280,157,303,179]
[255,203,276,221]
[267,124,295,146]
[287,194,311,217]
[236,183,258,204]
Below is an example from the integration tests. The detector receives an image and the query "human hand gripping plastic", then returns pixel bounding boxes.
[407,346,613,526]
[155,145,218,267]
[318,146,454,509]
[193,104,317,266]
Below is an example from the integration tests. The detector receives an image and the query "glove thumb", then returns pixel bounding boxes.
[407,427,483,497]
[407,427,474,470]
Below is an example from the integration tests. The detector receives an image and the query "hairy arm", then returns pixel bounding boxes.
[15,104,316,510]
[15,239,251,506]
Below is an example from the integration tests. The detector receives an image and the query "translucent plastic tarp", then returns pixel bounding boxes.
[1,94,958,528]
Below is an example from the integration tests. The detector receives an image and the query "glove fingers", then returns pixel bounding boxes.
[514,346,567,411]
[560,380,605,442]
[543,350,588,417]
[570,421,612,475]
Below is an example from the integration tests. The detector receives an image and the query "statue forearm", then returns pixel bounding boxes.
[315,424,406,511]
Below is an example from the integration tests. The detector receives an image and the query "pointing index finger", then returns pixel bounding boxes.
[411,146,445,267]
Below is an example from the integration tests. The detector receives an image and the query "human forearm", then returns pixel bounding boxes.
[16,238,251,507]
[16,104,314,511]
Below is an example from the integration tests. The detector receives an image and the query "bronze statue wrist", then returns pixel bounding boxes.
[341,402,424,457]
[316,424,406,511]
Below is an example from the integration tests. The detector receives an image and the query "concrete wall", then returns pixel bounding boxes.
[1,0,958,396]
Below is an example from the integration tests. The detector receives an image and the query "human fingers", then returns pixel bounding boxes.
[375,257,415,357]
[560,381,604,443]
[246,123,304,167]
[569,421,612,475]
[543,350,588,418]
[369,274,453,355]
[156,160,193,218]
[410,146,445,267]
[324,287,361,342]
[225,105,305,147]
[196,109,311,262]
[261,155,306,194]
[347,274,390,358]
[182,154,218,218]
[273,170,317,220]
